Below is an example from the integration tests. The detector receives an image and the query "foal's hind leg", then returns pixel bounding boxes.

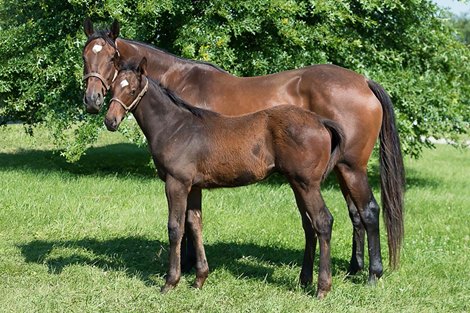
[336,163,383,283]
[291,182,333,299]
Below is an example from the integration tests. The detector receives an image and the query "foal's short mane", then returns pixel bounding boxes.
[120,63,219,119]
[157,82,220,118]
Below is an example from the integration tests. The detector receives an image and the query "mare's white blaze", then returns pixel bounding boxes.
[92,44,103,54]
[120,79,129,88]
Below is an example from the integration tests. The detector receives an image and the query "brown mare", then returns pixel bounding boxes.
[105,56,345,298]
[82,19,405,283]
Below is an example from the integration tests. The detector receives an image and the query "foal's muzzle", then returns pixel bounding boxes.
[104,116,120,132]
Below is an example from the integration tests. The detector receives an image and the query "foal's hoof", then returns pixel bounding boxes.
[316,289,329,300]
[192,277,207,289]
[160,284,174,294]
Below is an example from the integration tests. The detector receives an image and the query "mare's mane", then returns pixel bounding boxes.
[86,29,227,74]
[128,40,228,74]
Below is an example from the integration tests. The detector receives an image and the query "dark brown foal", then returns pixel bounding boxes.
[104,57,345,298]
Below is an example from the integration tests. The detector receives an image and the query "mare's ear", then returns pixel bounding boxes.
[138,57,148,77]
[113,52,121,70]
[84,18,94,37]
[109,19,120,41]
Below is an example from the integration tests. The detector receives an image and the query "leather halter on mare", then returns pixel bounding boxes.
[82,71,117,91]
[110,77,149,112]
[82,44,120,92]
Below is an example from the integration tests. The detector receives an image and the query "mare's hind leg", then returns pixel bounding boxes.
[181,188,201,273]
[185,188,209,289]
[335,168,365,275]
[291,182,333,299]
[299,213,318,287]
[336,163,383,283]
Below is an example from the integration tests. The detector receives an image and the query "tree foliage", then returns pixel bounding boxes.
[0,0,468,160]
[451,13,470,44]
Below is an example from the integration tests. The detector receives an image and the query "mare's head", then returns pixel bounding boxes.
[105,57,148,131]
[82,18,120,113]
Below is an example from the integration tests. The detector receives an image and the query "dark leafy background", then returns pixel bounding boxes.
[0,0,468,160]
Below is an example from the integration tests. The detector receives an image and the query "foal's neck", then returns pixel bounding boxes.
[132,80,200,147]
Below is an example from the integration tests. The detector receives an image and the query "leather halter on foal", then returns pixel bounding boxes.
[110,77,149,112]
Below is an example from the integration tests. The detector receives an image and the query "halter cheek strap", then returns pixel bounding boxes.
[110,77,149,112]
[82,48,121,91]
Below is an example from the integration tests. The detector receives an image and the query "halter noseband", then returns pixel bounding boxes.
[110,77,149,112]
[82,71,118,91]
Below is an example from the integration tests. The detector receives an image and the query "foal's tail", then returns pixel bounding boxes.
[368,79,405,269]
[320,119,345,182]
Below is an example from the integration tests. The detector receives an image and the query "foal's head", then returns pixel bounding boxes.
[82,18,120,113]
[105,57,148,131]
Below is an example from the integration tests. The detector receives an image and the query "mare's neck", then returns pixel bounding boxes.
[116,38,186,81]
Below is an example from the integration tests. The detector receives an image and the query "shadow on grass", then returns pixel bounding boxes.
[0,143,439,190]
[0,144,155,179]
[18,236,351,290]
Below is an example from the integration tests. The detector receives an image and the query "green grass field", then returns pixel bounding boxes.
[0,124,469,312]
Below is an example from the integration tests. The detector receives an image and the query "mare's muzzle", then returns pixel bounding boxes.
[84,91,104,113]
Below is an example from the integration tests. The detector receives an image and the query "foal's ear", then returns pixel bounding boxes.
[138,57,148,77]
[109,19,120,41]
[84,18,94,37]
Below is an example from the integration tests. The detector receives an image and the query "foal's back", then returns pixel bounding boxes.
[193,105,332,188]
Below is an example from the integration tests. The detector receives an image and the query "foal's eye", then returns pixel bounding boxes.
[130,89,136,96]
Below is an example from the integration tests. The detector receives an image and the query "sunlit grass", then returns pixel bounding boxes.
[0,125,469,312]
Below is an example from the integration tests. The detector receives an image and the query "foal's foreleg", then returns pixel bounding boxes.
[181,188,201,273]
[185,188,209,289]
[162,176,190,293]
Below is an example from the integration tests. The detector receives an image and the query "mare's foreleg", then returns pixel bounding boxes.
[161,176,190,293]
[299,213,317,287]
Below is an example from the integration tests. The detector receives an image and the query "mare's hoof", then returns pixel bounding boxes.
[300,272,313,287]
[347,264,363,276]
[367,274,379,286]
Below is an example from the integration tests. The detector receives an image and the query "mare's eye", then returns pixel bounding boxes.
[130,89,136,96]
